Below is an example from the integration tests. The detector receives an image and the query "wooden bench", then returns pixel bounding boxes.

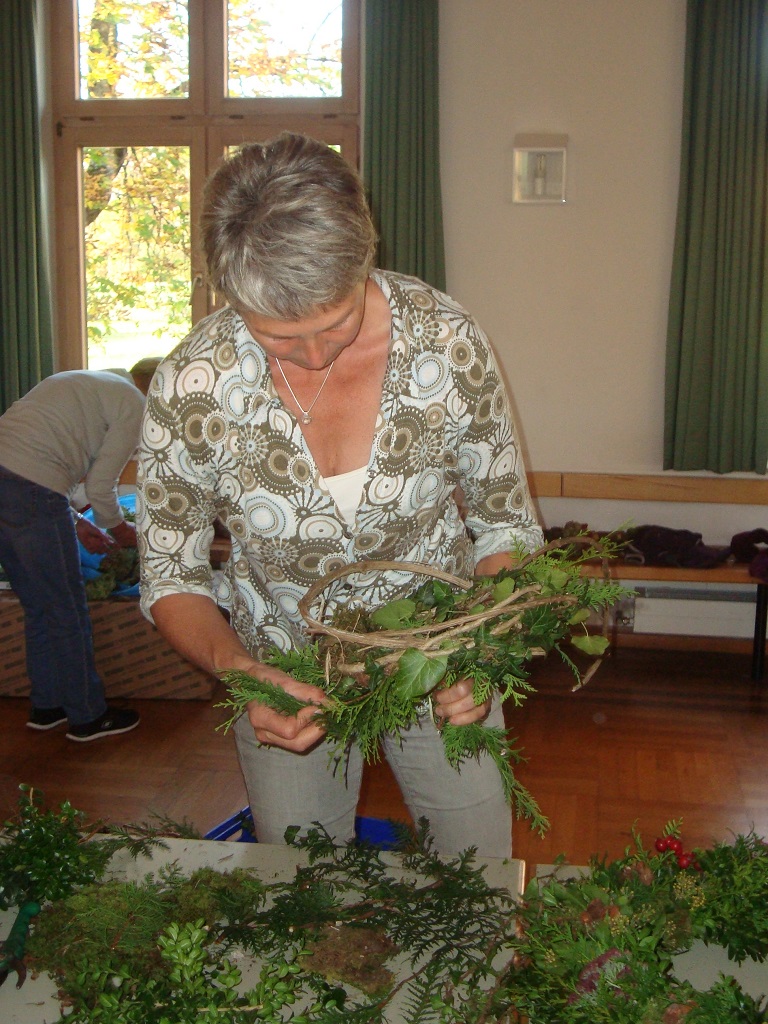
[528,472,768,680]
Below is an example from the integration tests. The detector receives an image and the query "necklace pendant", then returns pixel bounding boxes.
[274,357,335,428]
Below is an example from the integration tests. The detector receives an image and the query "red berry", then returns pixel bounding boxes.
[668,838,684,856]
[677,853,693,869]
[654,837,670,852]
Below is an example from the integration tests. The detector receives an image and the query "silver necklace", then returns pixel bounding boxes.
[274,358,335,424]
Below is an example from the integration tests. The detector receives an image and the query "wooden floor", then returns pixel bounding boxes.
[1,645,767,873]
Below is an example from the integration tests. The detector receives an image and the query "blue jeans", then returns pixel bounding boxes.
[233,699,512,858]
[0,465,107,725]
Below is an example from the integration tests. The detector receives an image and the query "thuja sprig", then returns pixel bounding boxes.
[440,722,549,834]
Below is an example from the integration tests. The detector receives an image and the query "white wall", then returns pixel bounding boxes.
[439,0,686,476]
[438,1,768,545]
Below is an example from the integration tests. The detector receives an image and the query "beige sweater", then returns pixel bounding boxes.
[0,370,144,529]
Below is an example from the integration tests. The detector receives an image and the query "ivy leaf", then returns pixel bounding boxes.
[571,634,610,656]
[425,580,455,607]
[543,567,570,590]
[370,599,417,630]
[392,649,449,699]
[492,578,517,603]
[567,608,592,625]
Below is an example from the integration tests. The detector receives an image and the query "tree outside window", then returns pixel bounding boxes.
[51,1,358,371]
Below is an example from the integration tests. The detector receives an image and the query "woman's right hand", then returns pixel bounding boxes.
[149,593,328,751]
[75,516,116,555]
[244,664,329,752]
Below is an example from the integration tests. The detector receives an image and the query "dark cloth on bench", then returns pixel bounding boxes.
[624,525,730,569]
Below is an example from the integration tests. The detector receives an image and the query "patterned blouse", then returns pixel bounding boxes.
[136,270,543,657]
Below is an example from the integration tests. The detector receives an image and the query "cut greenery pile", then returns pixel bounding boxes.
[83,545,140,600]
[220,538,631,834]
[83,509,139,600]
[2,789,768,1022]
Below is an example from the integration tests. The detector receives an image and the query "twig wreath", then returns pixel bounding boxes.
[220,537,631,834]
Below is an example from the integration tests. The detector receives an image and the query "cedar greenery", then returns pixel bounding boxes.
[3,791,768,1022]
[219,538,631,835]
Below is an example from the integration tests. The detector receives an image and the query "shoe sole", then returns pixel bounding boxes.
[66,720,140,743]
[27,719,68,731]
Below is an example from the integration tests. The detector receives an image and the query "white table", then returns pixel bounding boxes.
[1,838,525,1024]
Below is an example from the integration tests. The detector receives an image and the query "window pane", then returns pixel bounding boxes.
[83,145,191,370]
[227,0,342,98]
[78,1,189,100]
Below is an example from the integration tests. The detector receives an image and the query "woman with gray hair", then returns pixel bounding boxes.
[136,132,543,856]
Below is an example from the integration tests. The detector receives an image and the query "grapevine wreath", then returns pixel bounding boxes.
[1,789,767,1022]
[220,536,630,834]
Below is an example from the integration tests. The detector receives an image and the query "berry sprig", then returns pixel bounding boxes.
[654,834,701,871]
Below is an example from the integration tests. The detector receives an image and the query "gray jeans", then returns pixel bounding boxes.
[233,700,512,858]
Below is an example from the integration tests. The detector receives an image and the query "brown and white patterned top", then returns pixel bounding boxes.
[136,270,543,657]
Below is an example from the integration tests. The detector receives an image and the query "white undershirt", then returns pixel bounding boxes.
[324,465,368,525]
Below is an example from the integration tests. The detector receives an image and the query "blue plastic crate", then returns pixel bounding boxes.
[204,809,403,850]
[355,815,402,849]
[204,807,256,842]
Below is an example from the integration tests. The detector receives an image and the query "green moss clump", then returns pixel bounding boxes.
[27,880,170,1003]
[84,544,139,600]
[25,865,267,1006]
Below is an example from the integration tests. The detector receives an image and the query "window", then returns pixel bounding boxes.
[50,0,360,371]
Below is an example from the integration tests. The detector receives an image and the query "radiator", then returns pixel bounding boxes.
[630,584,755,639]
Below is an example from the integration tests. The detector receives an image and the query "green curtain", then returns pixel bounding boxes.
[664,0,768,473]
[0,0,54,414]
[363,0,445,291]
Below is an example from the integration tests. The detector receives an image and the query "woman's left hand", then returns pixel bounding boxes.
[433,679,491,727]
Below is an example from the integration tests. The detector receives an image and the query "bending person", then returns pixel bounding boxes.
[0,365,157,741]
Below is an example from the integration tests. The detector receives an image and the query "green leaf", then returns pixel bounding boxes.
[492,577,517,603]
[392,649,449,698]
[543,566,570,590]
[567,608,591,625]
[427,580,455,605]
[370,599,417,629]
[571,634,610,656]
